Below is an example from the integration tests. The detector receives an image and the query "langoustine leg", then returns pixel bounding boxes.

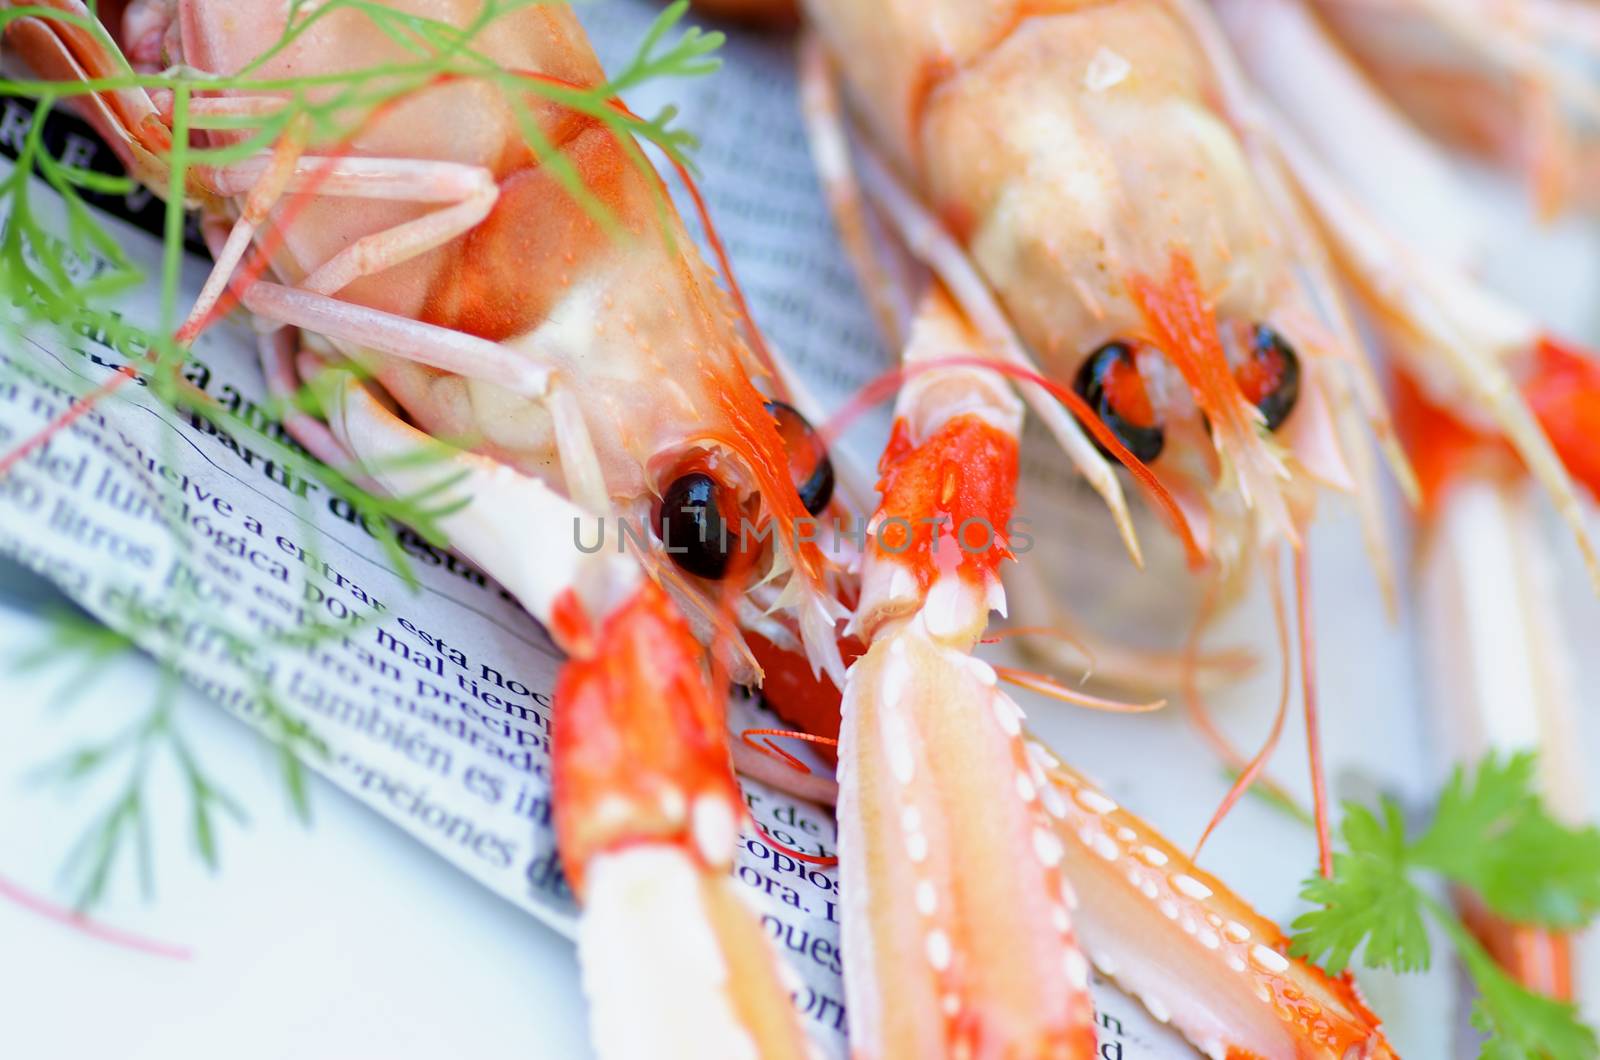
[836,289,1098,1056]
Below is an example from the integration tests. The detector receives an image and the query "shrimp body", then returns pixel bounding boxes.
[5,2,841,1056]
[1305,0,1600,216]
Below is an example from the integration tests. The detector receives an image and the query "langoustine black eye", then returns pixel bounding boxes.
[1236,324,1301,432]
[764,400,834,515]
[1072,340,1165,463]
[658,472,734,579]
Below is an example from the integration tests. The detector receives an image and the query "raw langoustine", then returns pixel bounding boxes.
[3,1,847,1055]
[787,0,1419,1054]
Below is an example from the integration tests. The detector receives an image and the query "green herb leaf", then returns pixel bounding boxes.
[1293,755,1600,1057]
[1413,753,1600,928]
[1426,899,1598,1060]
[1471,967,1596,1060]
[1290,800,1430,975]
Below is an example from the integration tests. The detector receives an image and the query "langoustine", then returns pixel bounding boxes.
[1219,0,1600,998]
[1304,0,1600,218]
[1,1,849,1055]
[783,0,1424,1053]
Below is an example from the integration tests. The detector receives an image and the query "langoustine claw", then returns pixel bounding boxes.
[1037,751,1397,1059]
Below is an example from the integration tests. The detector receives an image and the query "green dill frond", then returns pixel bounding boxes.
[18,602,332,905]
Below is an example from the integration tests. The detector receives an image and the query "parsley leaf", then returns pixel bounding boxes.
[1413,754,1600,928]
[1290,801,1429,975]
[1472,972,1597,1060]
[1431,899,1598,1060]
[1291,753,1600,1059]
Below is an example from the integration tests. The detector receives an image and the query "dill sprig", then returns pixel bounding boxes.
[18,607,325,909]
[0,0,724,907]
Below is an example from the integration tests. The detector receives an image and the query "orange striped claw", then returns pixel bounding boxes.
[1037,753,1397,1059]
[831,291,1097,1057]
[553,580,808,1059]
[552,580,742,889]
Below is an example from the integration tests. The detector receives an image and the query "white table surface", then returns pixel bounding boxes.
[0,566,595,1060]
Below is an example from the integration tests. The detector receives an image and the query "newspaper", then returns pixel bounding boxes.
[3,1,1514,1055]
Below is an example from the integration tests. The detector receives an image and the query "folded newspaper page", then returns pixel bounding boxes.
[0,0,1205,1054]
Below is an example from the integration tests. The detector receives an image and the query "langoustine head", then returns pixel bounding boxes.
[5,3,842,1053]
[103,0,851,682]
[807,0,1396,586]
